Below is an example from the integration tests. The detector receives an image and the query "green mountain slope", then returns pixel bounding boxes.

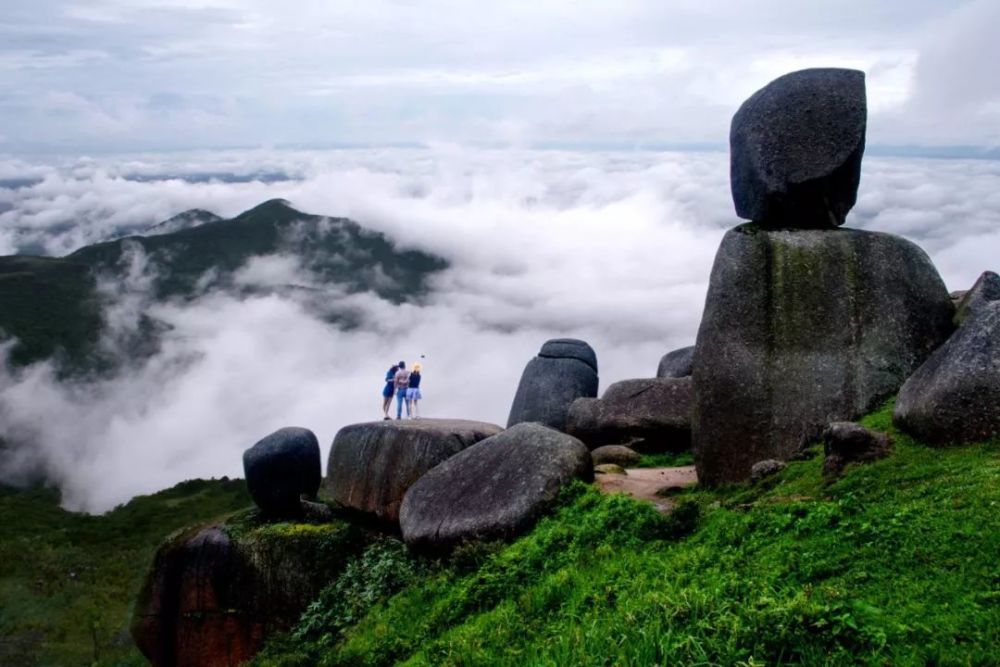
[252,400,1000,666]
[0,478,252,667]
[0,200,448,367]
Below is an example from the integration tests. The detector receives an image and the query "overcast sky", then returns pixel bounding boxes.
[2,0,999,153]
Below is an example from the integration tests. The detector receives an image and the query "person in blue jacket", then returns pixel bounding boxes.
[381,363,399,420]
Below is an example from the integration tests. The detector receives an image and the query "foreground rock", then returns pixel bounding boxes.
[132,519,362,667]
[507,339,599,431]
[591,445,641,467]
[822,422,892,476]
[567,377,693,453]
[400,423,592,551]
[324,419,502,524]
[750,459,786,484]
[954,271,1000,326]
[694,226,954,485]
[657,345,694,378]
[894,302,1000,444]
[243,427,321,517]
[731,68,866,229]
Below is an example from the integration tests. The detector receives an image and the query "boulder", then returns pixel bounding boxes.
[750,459,786,484]
[894,301,1000,444]
[399,423,592,551]
[657,345,694,378]
[566,377,693,453]
[731,68,867,229]
[594,463,626,475]
[132,519,362,667]
[591,445,641,467]
[243,427,321,517]
[323,419,502,524]
[822,421,892,476]
[507,339,599,431]
[694,225,954,485]
[954,271,1000,326]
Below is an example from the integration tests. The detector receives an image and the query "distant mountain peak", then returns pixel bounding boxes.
[145,209,223,236]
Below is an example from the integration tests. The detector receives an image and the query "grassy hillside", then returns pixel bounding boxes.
[0,200,447,368]
[252,400,1000,666]
[0,478,252,667]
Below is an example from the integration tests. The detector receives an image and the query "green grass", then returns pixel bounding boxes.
[634,450,695,468]
[254,399,1000,666]
[0,478,252,667]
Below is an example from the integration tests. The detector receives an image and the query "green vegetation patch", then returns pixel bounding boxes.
[257,400,1000,666]
[0,478,251,667]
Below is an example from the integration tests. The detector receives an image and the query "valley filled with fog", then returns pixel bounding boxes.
[1,146,999,511]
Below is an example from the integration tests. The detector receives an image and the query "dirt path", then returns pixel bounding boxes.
[594,466,697,512]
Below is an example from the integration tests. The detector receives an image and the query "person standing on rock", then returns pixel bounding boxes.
[407,363,423,419]
[394,361,411,419]
[382,363,399,420]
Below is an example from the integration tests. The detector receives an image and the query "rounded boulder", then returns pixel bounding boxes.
[243,427,321,516]
[399,422,592,551]
[323,419,502,524]
[507,339,599,431]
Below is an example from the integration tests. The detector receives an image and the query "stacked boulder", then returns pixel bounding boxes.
[657,345,694,379]
[242,427,322,517]
[693,68,954,485]
[507,338,599,431]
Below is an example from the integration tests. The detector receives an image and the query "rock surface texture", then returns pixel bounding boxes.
[132,520,360,667]
[731,68,866,229]
[894,301,1000,444]
[324,419,502,524]
[507,339,599,431]
[591,444,641,467]
[822,421,892,476]
[954,271,1000,326]
[567,377,693,453]
[243,427,321,517]
[657,345,695,378]
[694,226,954,485]
[399,422,592,551]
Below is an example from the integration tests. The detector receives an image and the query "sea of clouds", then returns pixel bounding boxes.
[1,146,999,512]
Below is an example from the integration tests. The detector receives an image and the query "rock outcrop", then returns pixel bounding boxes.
[323,419,502,524]
[731,68,866,229]
[750,459,786,484]
[243,427,321,517]
[822,422,892,476]
[567,377,693,453]
[507,339,599,431]
[953,270,1000,326]
[132,519,363,667]
[894,301,1000,444]
[657,345,694,378]
[694,226,953,485]
[591,444,641,467]
[399,423,592,551]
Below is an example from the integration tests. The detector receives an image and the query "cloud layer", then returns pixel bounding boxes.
[1,1,999,150]
[1,146,999,511]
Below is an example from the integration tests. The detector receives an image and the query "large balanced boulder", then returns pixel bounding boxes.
[132,519,362,667]
[399,422,592,551]
[693,225,954,485]
[894,301,1000,444]
[243,427,321,517]
[567,377,693,453]
[954,270,1000,326]
[731,68,866,229]
[324,419,502,524]
[657,345,694,378]
[507,338,598,431]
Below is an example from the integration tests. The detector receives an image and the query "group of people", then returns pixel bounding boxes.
[381,360,423,420]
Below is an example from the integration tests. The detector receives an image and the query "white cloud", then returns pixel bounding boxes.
[0,146,999,511]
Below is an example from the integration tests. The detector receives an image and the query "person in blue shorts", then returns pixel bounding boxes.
[407,363,423,419]
[381,363,398,420]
